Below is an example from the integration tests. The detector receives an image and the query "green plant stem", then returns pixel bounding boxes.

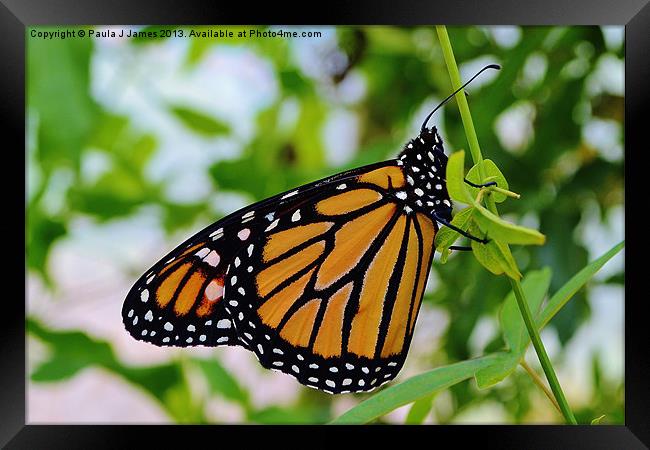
[436,26,485,175]
[490,186,520,199]
[512,282,575,422]
[435,25,577,425]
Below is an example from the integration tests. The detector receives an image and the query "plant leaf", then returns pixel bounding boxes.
[501,268,553,353]
[474,242,623,390]
[329,354,502,424]
[466,159,510,203]
[405,393,435,424]
[193,358,250,406]
[472,203,546,245]
[537,240,624,329]
[591,414,606,425]
[474,352,520,389]
[445,150,473,204]
[471,221,522,280]
[474,269,551,388]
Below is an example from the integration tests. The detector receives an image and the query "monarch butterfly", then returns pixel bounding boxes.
[122,64,499,394]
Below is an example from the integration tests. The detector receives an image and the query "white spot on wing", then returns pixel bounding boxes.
[195,247,210,259]
[217,319,231,329]
[205,280,223,301]
[204,250,220,267]
[266,219,279,232]
[282,190,298,199]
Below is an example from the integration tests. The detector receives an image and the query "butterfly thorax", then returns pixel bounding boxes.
[396,126,453,222]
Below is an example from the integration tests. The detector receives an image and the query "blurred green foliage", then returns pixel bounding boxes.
[27,25,624,424]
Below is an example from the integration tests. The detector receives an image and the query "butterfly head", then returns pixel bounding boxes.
[397,126,452,222]
[397,63,500,223]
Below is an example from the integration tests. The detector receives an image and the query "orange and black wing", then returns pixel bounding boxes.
[122,161,397,349]
[223,163,437,393]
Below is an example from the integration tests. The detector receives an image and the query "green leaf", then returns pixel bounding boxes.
[537,240,624,329]
[471,227,522,280]
[329,354,501,424]
[291,96,327,168]
[474,352,520,389]
[466,159,510,203]
[472,204,546,245]
[445,152,545,247]
[193,358,249,406]
[405,393,435,424]
[162,380,206,423]
[440,248,451,263]
[169,105,230,136]
[26,210,67,282]
[473,243,623,391]
[501,268,553,352]
[474,268,551,388]
[28,29,99,172]
[27,319,184,409]
[591,414,606,425]
[445,150,473,204]
[28,320,115,381]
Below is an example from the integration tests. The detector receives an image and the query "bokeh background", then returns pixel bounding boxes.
[26,25,624,424]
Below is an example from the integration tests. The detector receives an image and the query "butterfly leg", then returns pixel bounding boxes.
[449,245,472,251]
[464,178,497,189]
[431,212,489,244]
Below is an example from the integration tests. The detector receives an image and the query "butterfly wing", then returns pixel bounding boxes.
[122,161,396,349]
[222,163,437,393]
[122,213,267,348]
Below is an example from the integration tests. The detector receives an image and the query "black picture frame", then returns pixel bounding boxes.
[4,0,646,447]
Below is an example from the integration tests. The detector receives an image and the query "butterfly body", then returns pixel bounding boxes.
[397,126,453,222]
[123,126,452,394]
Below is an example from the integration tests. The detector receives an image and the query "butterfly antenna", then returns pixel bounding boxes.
[421,64,501,133]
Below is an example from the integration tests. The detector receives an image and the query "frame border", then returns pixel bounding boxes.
[5,0,647,447]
